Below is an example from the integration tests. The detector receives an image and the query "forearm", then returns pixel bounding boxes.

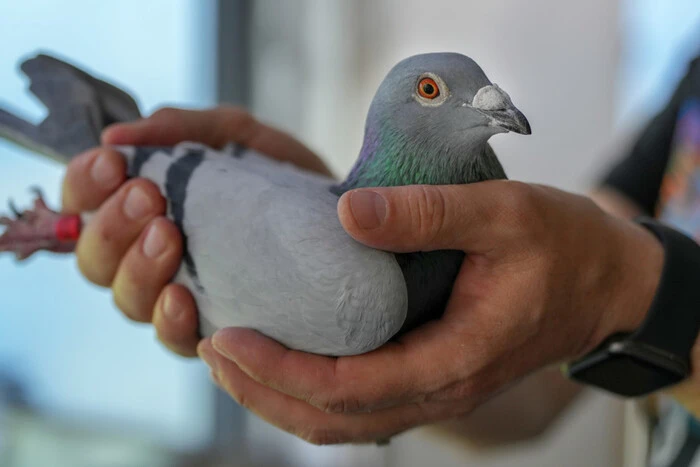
[431,368,582,448]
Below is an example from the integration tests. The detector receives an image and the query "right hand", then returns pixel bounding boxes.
[61,106,331,357]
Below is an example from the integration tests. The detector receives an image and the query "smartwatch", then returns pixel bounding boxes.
[565,218,700,397]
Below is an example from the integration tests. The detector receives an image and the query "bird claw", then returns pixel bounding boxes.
[0,189,74,260]
[8,199,21,218]
[29,186,44,199]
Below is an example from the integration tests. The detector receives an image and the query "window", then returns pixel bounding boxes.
[0,0,219,455]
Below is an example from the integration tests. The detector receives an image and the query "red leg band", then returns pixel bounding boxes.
[55,215,82,241]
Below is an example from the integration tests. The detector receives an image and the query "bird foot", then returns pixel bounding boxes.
[0,187,79,260]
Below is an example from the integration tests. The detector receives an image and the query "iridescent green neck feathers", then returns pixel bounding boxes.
[333,118,506,195]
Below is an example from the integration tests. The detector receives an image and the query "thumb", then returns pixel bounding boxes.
[338,183,509,253]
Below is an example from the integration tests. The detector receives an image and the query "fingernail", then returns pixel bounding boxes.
[349,190,386,229]
[162,292,182,320]
[212,329,240,361]
[123,186,153,220]
[90,153,121,189]
[143,223,167,258]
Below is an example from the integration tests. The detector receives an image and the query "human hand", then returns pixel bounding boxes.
[61,106,331,356]
[198,182,664,444]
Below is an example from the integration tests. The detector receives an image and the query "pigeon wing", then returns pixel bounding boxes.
[153,148,408,356]
[0,53,141,164]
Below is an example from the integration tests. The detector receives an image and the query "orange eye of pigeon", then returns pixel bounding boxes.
[418,78,440,99]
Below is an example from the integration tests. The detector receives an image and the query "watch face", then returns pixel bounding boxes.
[567,343,688,397]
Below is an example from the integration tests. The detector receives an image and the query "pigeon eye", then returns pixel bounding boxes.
[414,74,449,107]
[418,78,439,99]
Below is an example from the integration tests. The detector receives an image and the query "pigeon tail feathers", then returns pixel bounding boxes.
[0,53,141,165]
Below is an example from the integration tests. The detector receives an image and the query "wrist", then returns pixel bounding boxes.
[585,217,664,354]
[567,218,700,397]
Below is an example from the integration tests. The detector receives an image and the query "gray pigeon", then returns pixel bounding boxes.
[0,52,530,356]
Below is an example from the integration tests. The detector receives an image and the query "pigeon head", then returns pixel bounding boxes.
[375,53,531,146]
[335,52,530,193]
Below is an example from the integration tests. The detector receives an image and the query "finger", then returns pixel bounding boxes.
[210,317,475,414]
[153,283,200,357]
[102,106,332,176]
[198,339,449,445]
[62,148,127,214]
[76,179,166,287]
[111,217,182,323]
[337,181,534,253]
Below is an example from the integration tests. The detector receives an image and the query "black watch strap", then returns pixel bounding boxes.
[632,218,700,359]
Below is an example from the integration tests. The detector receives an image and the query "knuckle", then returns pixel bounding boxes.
[151,107,189,137]
[443,382,477,401]
[91,213,120,247]
[218,105,253,127]
[318,392,361,414]
[424,378,480,407]
[497,181,534,212]
[217,106,257,142]
[408,185,449,244]
[495,181,540,231]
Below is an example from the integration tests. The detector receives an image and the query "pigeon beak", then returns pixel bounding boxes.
[471,84,532,135]
[482,105,531,135]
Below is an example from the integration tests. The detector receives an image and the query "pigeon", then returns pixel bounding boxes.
[0,52,530,356]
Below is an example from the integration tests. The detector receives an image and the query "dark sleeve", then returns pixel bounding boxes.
[602,57,700,215]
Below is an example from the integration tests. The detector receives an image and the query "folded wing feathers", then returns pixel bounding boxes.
[0,53,141,164]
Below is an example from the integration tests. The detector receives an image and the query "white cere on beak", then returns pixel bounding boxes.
[472,84,513,111]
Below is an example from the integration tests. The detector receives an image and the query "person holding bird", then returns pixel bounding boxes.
[57,105,667,445]
[3,51,700,465]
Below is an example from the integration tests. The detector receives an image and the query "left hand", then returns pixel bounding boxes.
[61,106,330,357]
[199,182,664,445]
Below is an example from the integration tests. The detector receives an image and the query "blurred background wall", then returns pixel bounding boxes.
[0,1,699,466]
